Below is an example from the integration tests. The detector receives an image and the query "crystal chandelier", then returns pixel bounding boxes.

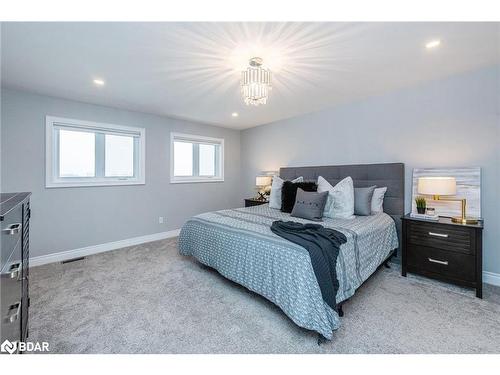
[240,57,272,106]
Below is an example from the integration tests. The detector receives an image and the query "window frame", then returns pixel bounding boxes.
[46,116,146,188]
[170,132,224,184]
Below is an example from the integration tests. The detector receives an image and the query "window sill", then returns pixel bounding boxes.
[46,180,145,188]
[170,178,224,184]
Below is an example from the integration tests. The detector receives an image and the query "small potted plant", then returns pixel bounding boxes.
[415,196,427,214]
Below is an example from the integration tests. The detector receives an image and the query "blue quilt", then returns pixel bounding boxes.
[179,204,399,339]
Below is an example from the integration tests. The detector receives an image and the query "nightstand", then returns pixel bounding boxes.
[244,198,268,207]
[401,214,483,298]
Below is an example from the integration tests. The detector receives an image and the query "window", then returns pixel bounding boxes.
[170,133,224,183]
[46,116,145,187]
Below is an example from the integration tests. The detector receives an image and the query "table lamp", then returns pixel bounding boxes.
[417,176,478,224]
[255,176,272,201]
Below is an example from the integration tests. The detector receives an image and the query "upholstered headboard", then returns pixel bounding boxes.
[280,162,405,252]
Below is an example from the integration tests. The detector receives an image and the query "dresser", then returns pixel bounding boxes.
[401,214,483,298]
[1,192,31,353]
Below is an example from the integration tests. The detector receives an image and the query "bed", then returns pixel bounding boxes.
[179,163,404,339]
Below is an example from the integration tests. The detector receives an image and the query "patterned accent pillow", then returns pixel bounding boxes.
[281,181,318,213]
[371,187,387,213]
[317,176,355,219]
[291,189,329,221]
[269,176,303,209]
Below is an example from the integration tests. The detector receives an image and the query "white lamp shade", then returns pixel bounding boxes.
[417,177,457,196]
[256,176,272,187]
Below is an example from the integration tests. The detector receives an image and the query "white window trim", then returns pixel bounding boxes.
[46,116,146,188]
[170,132,224,184]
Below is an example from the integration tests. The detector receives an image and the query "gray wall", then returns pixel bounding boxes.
[2,65,499,275]
[241,65,500,275]
[1,89,241,258]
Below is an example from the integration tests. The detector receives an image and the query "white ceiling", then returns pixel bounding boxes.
[1,22,498,129]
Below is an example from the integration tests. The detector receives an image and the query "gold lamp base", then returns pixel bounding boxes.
[451,216,479,225]
[430,196,479,225]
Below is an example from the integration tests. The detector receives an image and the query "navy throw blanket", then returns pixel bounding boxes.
[270,220,347,310]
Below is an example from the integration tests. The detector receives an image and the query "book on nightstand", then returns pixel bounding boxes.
[409,212,439,221]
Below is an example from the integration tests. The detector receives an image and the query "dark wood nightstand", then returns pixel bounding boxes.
[244,198,268,207]
[401,214,483,298]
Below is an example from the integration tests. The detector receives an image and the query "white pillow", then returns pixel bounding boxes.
[317,176,354,219]
[268,176,303,209]
[371,187,387,214]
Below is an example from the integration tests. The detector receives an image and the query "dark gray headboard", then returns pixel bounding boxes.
[280,162,405,252]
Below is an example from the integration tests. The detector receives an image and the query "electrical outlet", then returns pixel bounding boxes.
[158,216,164,224]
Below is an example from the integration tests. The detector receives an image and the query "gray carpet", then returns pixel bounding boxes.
[29,237,500,353]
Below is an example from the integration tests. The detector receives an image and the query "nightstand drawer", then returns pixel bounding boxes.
[406,245,475,282]
[408,221,473,254]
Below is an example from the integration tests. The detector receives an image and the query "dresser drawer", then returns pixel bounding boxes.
[406,244,475,282]
[1,206,23,270]
[1,193,30,349]
[1,242,23,347]
[408,221,473,255]
[1,240,22,302]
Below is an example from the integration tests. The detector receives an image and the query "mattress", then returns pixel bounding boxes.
[179,204,399,339]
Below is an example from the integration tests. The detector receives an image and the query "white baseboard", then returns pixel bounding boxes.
[483,271,500,287]
[30,229,181,267]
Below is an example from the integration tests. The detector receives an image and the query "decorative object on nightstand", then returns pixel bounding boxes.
[244,198,268,208]
[415,196,427,214]
[411,196,438,221]
[401,214,483,298]
[417,176,478,224]
[255,175,272,200]
[425,207,435,216]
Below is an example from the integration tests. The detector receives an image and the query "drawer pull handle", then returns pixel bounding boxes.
[7,262,22,280]
[428,257,449,266]
[4,301,21,324]
[2,223,22,235]
[428,232,448,238]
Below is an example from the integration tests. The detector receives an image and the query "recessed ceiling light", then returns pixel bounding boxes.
[93,78,105,86]
[425,40,441,49]
[231,112,239,117]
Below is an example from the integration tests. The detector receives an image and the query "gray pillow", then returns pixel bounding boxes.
[291,189,329,221]
[354,186,377,216]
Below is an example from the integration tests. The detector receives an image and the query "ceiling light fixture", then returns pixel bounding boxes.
[425,40,441,49]
[231,112,239,117]
[240,57,272,106]
[93,78,105,86]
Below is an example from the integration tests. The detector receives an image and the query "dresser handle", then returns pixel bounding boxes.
[7,262,22,280]
[2,223,22,235]
[428,258,449,266]
[428,232,448,238]
[5,302,21,324]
